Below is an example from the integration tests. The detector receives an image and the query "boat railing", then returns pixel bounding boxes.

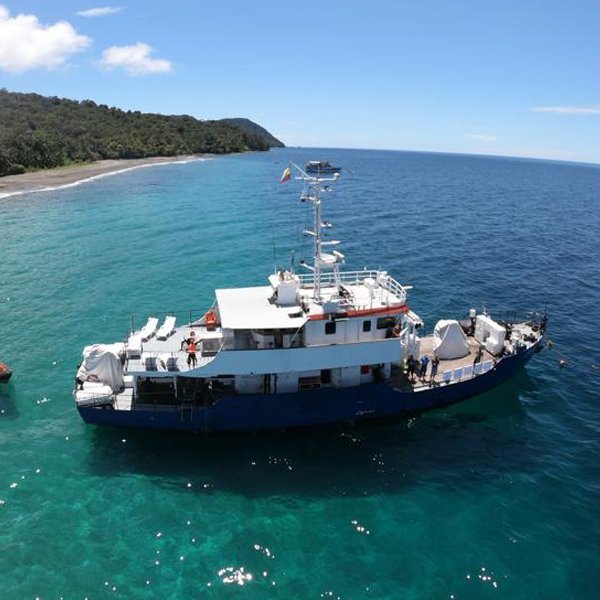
[297,270,408,303]
[437,360,496,386]
[128,348,221,371]
[477,309,545,326]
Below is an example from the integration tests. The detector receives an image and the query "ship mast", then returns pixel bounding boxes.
[293,164,341,303]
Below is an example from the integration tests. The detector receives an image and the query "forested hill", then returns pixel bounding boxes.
[0,90,284,177]
[220,118,284,149]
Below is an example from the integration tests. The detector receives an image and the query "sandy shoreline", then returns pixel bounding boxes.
[0,155,206,199]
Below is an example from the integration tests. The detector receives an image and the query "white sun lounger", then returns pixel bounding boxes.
[126,333,143,358]
[156,315,176,340]
[140,317,159,342]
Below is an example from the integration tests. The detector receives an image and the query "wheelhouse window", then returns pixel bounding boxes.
[363,320,372,332]
[376,316,396,330]
[325,321,336,335]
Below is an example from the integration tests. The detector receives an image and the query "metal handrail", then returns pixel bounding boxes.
[472,309,546,325]
[297,269,408,303]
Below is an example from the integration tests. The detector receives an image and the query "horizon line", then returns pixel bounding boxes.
[280,145,600,168]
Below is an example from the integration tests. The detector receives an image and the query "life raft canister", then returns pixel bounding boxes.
[205,311,217,330]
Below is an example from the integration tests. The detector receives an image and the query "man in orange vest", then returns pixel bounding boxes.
[181,330,199,368]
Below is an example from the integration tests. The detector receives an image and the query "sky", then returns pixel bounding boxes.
[0,0,599,164]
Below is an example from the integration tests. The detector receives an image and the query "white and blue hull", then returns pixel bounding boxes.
[78,341,541,432]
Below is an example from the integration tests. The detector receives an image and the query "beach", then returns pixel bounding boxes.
[0,155,204,199]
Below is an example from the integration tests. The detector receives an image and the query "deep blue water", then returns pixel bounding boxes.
[1,148,599,598]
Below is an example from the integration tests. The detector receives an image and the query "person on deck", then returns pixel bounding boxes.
[407,355,416,383]
[429,356,440,386]
[181,331,199,369]
[473,345,483,366]
[419,355,429,382]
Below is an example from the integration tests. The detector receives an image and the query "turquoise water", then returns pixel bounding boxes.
[1,148,599,598]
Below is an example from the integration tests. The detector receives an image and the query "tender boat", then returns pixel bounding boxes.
[305,160,341,174]
[73,165,546,432]
[0,361,12,382]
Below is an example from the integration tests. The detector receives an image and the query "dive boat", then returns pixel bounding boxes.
[73,166,546,432]
[305,160,341,174]
[0,361,12,382]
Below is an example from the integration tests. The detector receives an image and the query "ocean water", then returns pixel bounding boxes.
[1,148,599,599]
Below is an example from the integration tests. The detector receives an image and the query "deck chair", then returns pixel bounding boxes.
[126,333,143,358]
[139,317,159,341]
[156,315,176,340]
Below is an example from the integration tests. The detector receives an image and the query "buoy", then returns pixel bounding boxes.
[558,359,567,369]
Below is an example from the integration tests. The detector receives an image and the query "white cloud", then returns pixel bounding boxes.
[77,7,123,18]
[530,105,600,115]
[98,42,172,75]
[466,133,498,143]
[0,4,90,73]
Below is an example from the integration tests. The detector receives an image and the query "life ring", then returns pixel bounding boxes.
[205,311,217,330]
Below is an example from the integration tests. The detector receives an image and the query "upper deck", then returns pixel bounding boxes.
[297,269,408,313]
[215,269,408,331]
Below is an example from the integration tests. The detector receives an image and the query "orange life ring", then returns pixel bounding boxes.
[205,311,217,330]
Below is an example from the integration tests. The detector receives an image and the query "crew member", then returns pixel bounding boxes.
[419,355,429,382]
[429,356,440,386]
[182,330,199,368]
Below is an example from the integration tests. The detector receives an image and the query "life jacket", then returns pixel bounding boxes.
[188,340,197,353]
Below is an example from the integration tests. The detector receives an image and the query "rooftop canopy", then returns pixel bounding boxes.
[216,286,308,330]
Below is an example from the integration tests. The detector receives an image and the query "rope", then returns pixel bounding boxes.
[544,338,598,371]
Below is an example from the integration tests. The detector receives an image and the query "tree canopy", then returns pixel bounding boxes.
[0,89,284,177]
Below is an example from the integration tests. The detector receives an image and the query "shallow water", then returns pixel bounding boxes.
[1,148,599,598]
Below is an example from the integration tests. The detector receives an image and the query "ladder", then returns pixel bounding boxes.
[180,395,194,423]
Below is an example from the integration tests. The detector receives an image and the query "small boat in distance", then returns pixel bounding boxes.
[73,165,546,432]
[0,361,12,383]
[305,160,341,174]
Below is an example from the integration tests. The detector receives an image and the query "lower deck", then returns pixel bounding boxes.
[80,319,541,412]
[77,340,542,432]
